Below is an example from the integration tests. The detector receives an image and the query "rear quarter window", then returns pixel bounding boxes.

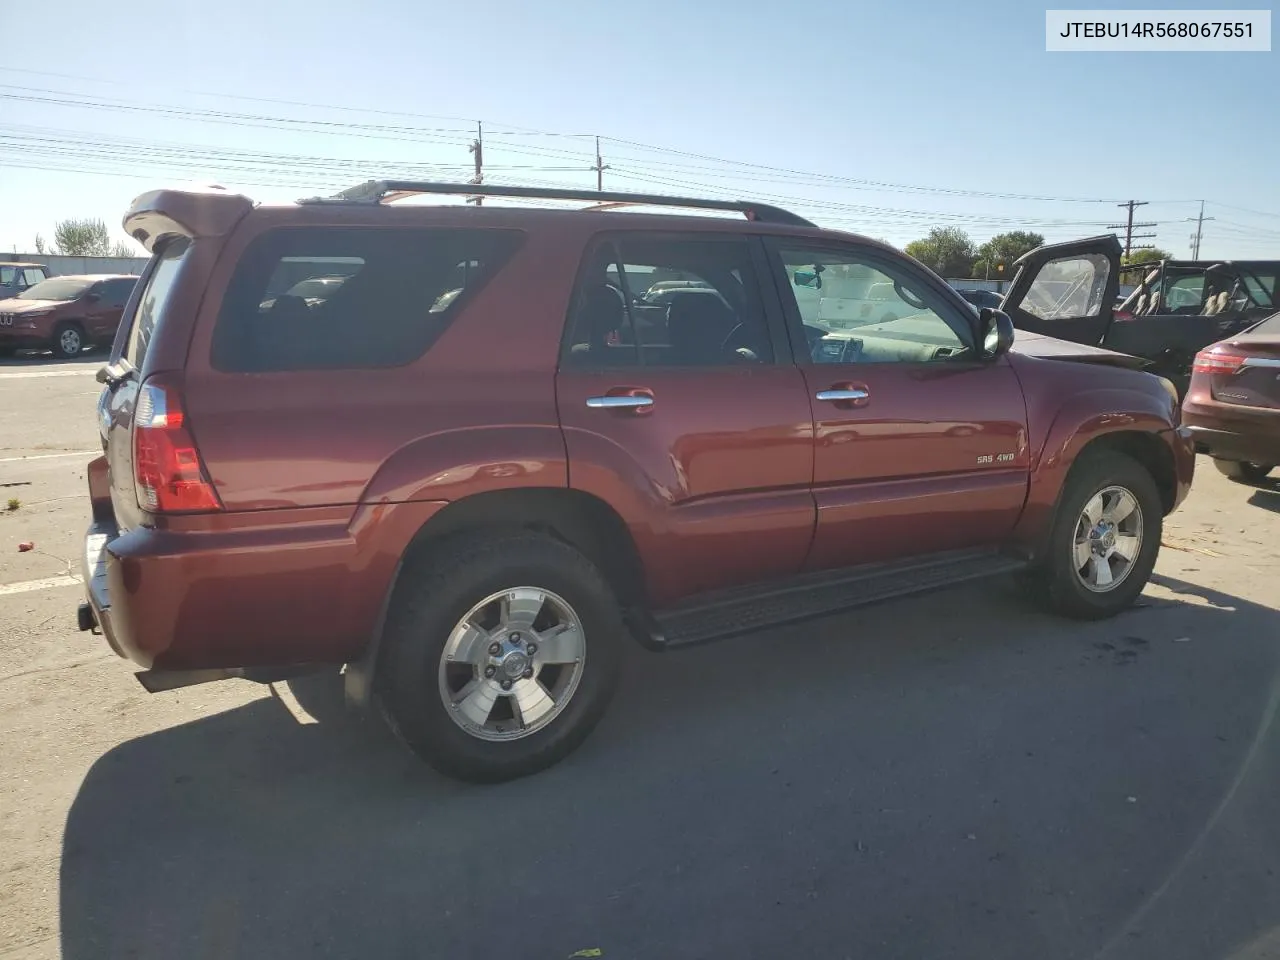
[210,226,522,373]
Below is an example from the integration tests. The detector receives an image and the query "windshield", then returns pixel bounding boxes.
[16,277,95,301]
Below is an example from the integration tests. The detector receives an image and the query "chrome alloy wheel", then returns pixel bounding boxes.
[59,327,82,355]
[437,587,586,741]
[1072,485,1143,593]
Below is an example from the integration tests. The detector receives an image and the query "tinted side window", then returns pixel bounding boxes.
[126,238,190,370]
[102,278,136,308]
[0,267,15,285]
[23,268,46,286]
[563,236,772,368]
[211,227,521,373]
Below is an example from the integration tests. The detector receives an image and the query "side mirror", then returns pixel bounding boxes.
[980,308,1015,358]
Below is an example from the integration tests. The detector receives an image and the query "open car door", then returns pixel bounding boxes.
[1000,235,1121,347]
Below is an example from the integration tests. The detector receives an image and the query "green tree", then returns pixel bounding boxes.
[903,227,975,277]
[972,231,1045,279]
[50,219,139,257]
[1121,247,1173,267]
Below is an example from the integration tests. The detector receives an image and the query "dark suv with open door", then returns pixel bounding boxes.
[998,238,1278,398]
[80,181,1194,782]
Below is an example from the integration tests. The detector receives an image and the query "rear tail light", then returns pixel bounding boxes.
[132,377,222,514]
[1192,350,1245,375]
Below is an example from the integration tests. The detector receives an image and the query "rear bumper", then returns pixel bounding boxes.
[1184,425,1280,465]
[79,460,449,673]
[1182,401,1280,465]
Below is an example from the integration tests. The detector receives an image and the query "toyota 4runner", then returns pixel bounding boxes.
[80,181,1195,782]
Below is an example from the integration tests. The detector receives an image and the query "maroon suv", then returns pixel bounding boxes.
[80,181,1194,782]
[0,274,139,358]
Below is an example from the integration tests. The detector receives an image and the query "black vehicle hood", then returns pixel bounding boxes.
[1010,330,1151,371]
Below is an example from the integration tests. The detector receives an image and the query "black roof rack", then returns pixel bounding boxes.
[298,180,816,228]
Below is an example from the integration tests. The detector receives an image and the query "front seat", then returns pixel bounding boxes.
[569,284,626,359]
[666,293,739,365]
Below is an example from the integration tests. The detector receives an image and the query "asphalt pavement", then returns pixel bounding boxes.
[3,352,1280,960]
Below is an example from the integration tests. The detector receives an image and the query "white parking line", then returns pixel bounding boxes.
[0,575,82,596]
[0,450,99,463]
[0,368,97,380]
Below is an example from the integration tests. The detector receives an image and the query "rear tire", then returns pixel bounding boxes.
[50,321,85,359]
[1029,450,1163,620]
[377,531,624,783]
[1213,458,1274,486]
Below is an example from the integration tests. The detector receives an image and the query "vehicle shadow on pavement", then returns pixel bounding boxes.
[1247,486,1280,514]
[60,576,1280,960]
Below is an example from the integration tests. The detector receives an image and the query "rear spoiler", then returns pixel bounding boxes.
[123,184,254,253]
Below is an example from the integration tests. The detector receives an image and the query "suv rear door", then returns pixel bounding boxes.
[1000,235,1121,347]
[556,232,815,606]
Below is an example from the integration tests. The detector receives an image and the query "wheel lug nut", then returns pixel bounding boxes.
[500,679,512,691]
[510,632,522,644]
[523,667,534,679]
[488,641,502,656]
[484,665,495,678]
[526,643,537,655]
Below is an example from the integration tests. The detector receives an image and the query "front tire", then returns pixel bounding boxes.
[377,532,624,783]
[50,322,85,359]
[1213,459,1274,486]
[1031,450,1163,620]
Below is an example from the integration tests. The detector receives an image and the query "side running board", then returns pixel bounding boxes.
[647,548,1028,650]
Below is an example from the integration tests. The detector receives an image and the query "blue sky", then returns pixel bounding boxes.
[1,0,1277,259]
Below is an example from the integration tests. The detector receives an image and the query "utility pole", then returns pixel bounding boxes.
[592,136,610,191]
[1107,200,1156,257]
[467,121,483,206]
[1186,201,1215,259]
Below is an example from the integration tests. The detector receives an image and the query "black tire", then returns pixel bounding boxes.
[377,531,624,783]
[1029,450,1163,620]
[50,321,85,359]
[1213,458,1275,486]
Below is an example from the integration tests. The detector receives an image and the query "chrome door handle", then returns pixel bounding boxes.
[586,395,654,410]
[815,389,869,402]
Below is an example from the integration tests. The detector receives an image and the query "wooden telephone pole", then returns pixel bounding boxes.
[467,122,483,206]
[1108,200,1156,257]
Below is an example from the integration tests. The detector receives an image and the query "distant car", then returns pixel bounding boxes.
[0,274,139,359]
[955,289,1004,311]
[1181,311,1280,486]
[0,261,50,300]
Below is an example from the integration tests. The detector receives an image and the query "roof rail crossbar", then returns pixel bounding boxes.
[298,180,816,227]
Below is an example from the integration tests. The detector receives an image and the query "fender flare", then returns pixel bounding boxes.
[1011,385,1177,553]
